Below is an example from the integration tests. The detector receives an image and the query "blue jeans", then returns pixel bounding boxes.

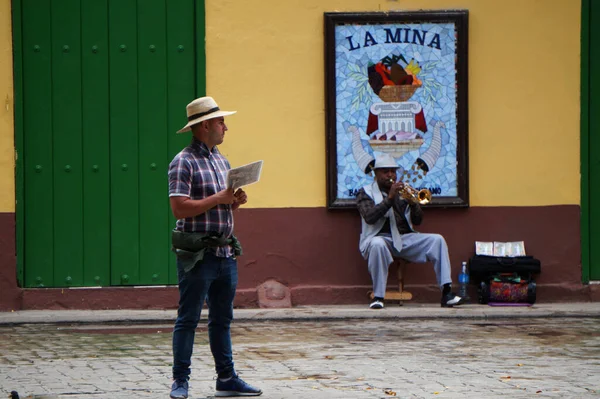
[172,252,238,381]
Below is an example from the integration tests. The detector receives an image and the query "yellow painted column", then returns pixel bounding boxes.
[0,0,14,213]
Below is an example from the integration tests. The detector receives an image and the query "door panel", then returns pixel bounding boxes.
[81,0,110,287]
[19,0,200,287]
[51,0,84,287]
[138,0,170,285]
[109,0,141,286]
[22,0,54,288]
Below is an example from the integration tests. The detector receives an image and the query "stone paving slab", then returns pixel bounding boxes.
[1,317,599,399]
[1,303,600,326]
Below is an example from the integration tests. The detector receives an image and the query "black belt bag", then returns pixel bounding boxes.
[469,255,541,279]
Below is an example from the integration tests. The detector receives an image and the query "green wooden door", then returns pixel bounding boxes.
[589,0,600,280]
[583,0,600,281]
[15,0,201,287]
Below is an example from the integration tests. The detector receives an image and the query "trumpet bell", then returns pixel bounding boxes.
[417,189,432,204]
[400,184,432,205]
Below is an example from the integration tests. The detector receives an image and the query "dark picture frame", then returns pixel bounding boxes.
[325,11,469,209]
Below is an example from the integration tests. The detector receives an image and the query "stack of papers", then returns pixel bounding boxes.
[475,241,526,257]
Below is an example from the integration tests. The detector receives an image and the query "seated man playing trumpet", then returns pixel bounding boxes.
[356,153,462,309]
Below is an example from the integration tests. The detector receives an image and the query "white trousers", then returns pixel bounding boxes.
[365,233,452,299]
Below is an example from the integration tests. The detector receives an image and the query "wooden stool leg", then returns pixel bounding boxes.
[397,260,405,306]
[397,262,405,293]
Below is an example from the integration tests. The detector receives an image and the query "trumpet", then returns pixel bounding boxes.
[390,179,432,205]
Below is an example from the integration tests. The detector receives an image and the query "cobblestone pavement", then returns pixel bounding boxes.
[0,318,599,399]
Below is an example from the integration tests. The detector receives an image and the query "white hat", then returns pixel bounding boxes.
[373,153,399,169]
[177,96,237,133]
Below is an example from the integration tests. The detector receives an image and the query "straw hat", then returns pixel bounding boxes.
[177,96,237,133]
[373,153,399,169]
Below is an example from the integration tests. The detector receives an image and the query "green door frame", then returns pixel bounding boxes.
[12,0,207,287]
[12,0,24,286]
[581,0,591,283]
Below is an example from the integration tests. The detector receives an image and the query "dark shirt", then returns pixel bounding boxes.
[356,187,423,234]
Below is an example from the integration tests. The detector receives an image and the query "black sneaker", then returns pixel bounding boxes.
[441,292,462,308]
[369,299,384,309]
[215,372,262,397]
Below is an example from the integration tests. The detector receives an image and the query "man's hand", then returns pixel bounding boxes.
[232,189,247,210]
[234,188,247,204]
[215,188,236,205]
[388,181,405,200]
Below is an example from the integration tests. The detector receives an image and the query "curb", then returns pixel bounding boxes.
[1,303,599,326]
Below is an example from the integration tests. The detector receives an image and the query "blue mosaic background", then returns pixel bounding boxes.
[334,23,458,199]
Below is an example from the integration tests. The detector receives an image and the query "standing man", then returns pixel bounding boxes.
[168,96,262,398]
[356,153,462,309]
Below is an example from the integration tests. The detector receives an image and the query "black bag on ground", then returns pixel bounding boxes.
[469,255,541,280]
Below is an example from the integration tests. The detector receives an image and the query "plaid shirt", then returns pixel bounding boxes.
[169,138,233,257]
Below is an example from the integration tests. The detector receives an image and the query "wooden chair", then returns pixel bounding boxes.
[369,259,413,305]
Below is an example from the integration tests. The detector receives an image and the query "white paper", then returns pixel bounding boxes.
[226,160,263,190]
[475,241,527,257]
[493,242,507,257]
[475,241,494,256]
[506,241,526,257]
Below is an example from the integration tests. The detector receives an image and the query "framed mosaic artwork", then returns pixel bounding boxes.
[325,11,469,209]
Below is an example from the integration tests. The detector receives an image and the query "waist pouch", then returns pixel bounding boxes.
[469,255,541,279]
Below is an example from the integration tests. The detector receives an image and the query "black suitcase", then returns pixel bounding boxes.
[469,255,541,280]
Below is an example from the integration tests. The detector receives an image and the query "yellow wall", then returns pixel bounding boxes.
[207,0,581,208]
[0,0,582,211]
[0,0,14,212]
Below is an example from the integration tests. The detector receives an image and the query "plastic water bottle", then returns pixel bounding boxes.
[458,261,470,303]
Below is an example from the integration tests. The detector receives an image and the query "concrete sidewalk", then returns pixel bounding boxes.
[1,302,599,325]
